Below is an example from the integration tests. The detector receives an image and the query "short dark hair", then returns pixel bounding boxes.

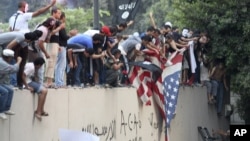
[85,48,94,56]
[18,1,26,8]
[33,57,45,66]
[109,26,118,35]
[92,34,104,43]
[112,49,121,55]
[141,35,152,42]
[119,22,127,28]
[51,6,60,15]
[147,26,155,32]
[164,33,173,40]
[154,28,161,34]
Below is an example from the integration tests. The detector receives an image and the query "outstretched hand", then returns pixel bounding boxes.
[50,0,57,6]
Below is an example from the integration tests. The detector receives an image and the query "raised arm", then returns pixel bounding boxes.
[149,12,157,29]
[32,0,56,17]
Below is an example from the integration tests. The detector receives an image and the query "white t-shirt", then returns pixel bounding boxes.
[9,11,33,33]
[24,62,35,83]
[83,29,99,37]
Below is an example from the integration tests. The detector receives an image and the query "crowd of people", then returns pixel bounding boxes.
[0,0,228,121]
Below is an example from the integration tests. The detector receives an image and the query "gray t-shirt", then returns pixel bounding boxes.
[0,58,19,84]
[120,35,141,53]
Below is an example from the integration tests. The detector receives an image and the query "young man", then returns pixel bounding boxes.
[210,60,228,116]
[118,33,152,72]
[45,7,65,87]
[22,57,48,121]
[9,0,56,33]
[104,49,123,88]
[66,34,105,87]
[0,49,22,120]
[55,12,77,88]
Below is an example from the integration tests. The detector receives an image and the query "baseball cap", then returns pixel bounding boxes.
[24,30,43,41]
[3,49,14,57]
[101,26,111,36]
[165,22,172,28]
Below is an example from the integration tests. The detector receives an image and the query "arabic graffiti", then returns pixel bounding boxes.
[128,136,142,141]
[82,120,116,141]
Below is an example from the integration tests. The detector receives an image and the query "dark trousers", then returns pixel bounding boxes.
[14,46,28,87]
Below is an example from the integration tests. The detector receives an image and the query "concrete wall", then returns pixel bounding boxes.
[0,86,229,141]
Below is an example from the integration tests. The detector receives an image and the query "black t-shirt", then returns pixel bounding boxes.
[49,20,61,43]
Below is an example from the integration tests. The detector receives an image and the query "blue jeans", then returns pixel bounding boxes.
[74,55,83,86]
[55,47,66,86]
[211,80,219,97]
[216,81,224,114]
[10,59,17,86]
[0,84,14,113]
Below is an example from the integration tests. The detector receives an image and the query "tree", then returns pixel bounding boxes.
[164,0,250,123]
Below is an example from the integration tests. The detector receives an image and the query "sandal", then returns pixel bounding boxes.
[45,83,56,89]
[41,111,49,116]
[34,111,42,121]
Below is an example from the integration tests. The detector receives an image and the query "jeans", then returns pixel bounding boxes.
[55,47,66,86]
[74,55,83,86]
[0,84,14,113]
[211,80,219,97]
[216,81,224,114]
[194,61,201,84]
[10,59,17,86]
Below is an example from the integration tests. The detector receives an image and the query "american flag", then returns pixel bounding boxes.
[128,49,166,118]
[129,64,154,105]
[162,52,183,128]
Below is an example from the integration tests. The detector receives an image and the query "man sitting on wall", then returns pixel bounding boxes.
[22,57,48,121]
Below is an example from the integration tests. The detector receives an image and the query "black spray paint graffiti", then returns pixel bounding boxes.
[82,120,116,141]
[149,113,161,130]
[129,136,142,141]
[120,110,142,136]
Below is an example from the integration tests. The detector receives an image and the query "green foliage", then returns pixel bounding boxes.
[0,23,9,32]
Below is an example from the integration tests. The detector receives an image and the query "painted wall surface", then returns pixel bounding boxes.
[0,87,229,141]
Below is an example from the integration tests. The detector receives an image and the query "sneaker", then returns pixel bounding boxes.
[117,83,124,87]
[0,113,7,120]
[5,110,15,115]
[104,84,111,88]
[194,83,202,87]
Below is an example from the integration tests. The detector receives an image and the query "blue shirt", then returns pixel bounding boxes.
[67,34,93,49]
